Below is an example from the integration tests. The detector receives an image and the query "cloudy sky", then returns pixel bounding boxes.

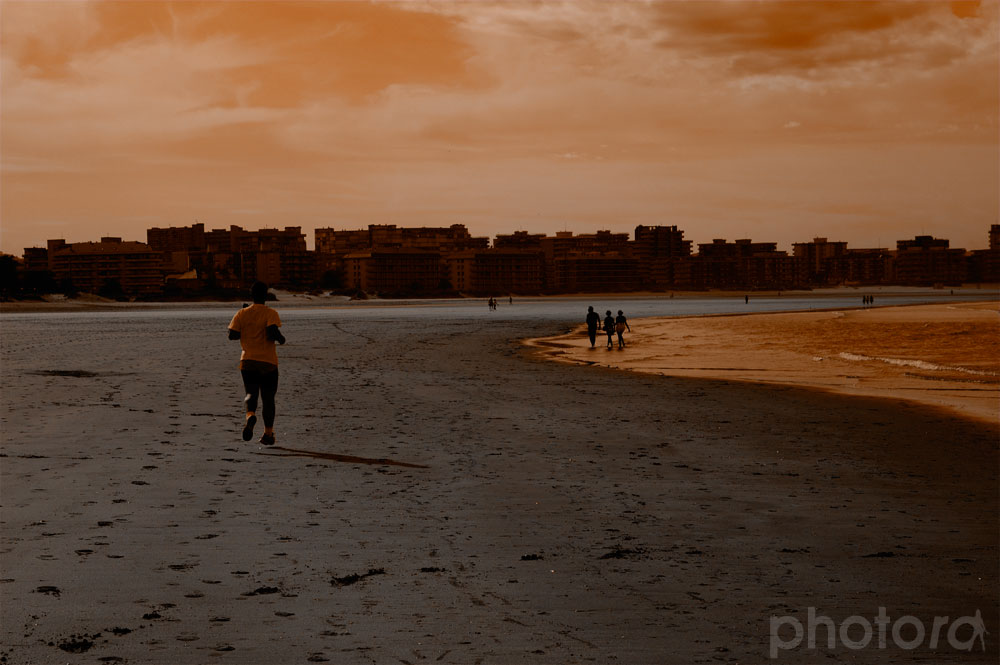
[1,0,997,254]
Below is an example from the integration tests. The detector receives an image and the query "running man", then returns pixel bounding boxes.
[228,282,286,445]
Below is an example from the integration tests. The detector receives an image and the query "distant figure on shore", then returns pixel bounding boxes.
[603,310,615,349]
[487,297,495,311]
[228,281,285,446]
[615,310,631,348]
[745,295,749,304]
[509,295,513,305]
[586,306,601,347]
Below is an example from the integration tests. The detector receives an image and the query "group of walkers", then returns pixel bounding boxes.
[586,306,631,349]
[862,294,876,306]
[487,296,512,310]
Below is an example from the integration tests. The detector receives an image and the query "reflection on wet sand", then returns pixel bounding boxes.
[531,301,999,425]
[258,445,429,469]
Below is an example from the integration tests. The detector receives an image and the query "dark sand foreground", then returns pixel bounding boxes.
[1,310,997,664]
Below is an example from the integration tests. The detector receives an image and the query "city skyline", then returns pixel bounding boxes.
[2,1,998,255]
[13,219,1000,256]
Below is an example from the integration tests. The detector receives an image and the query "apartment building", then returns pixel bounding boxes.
[446,249,545,295]
[342,249,443,294]
[633,225,692,289]
[549,254,641,293]
[150,224,313,289]
[674,239,800,289]
[493,231,545,249]
[823,248,892,285]
[147,222,206,252]
[968,224,1000,283]
[793,237,848,284]
[40,237,164,295]
[316,224,488,256]
[893,236,968,286]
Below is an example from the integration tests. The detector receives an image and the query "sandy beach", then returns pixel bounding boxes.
[530,301,1000,425]
[1,303,997,664]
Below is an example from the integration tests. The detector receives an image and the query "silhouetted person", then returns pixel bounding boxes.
[228,281,285,445]
[615,309,631,348]
[603,310,615,349]
[745,295,749,304]
[586,306,601,347]
[509,295,513,305]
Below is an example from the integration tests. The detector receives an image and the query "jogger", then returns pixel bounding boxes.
[229,281,285,445]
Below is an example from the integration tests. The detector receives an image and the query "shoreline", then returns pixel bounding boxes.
[526,300,999,427]
[2,285,996,314]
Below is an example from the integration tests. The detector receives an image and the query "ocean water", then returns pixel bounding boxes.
[0,292,995,330]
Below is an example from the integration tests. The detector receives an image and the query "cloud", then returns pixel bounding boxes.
[0,1,996,254]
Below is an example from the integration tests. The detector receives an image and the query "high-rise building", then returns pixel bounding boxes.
[633,225,692,288]
[823,248,891,285]
[342,249,443,294]
[969,225,1000,283]
[446,249,545,295]
[538,230,633,291]
[893,236,967,285]
[792,237,848,284]
[675,239,799,289]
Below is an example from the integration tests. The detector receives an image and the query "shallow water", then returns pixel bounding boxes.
[1,292,994,330]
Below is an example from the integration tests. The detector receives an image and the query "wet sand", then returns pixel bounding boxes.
[0,310,997,664]
[530,301,1000,424]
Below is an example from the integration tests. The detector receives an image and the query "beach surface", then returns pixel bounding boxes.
[530,301,1000,425]
[1,303,997,664]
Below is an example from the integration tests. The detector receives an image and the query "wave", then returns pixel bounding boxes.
[837,352,998,377]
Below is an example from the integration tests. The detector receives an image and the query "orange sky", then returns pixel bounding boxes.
[1,1,997,254]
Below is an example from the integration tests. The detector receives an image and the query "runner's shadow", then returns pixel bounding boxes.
[258,445,429,469]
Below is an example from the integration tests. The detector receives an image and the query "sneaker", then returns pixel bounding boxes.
[242,415,257,441]
[259,433,275,446]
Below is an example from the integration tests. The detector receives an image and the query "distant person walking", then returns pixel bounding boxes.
[586,306,601,347]
[615,310,631,348]
[603,310,616,349]
[228,282,285,446]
